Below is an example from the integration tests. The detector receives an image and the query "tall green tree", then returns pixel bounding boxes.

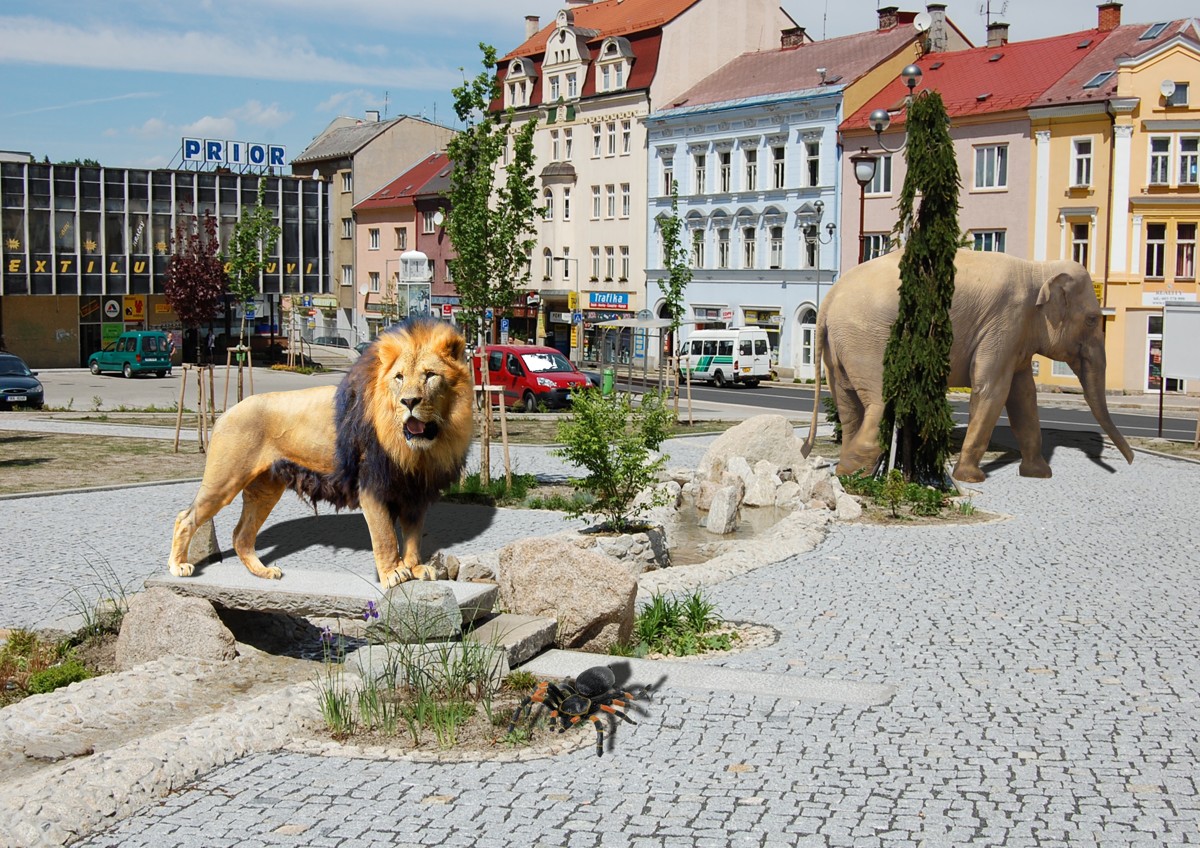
[223,177,281,349]
[445,43,540,344]
[164,210,225,363]
[655,181,691,413]
[878,90,960,485]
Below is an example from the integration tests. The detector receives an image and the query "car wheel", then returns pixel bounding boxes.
[157,370,167,378]
[746,379,760,388]
[522,391,538,413]
[89,361,100,375]
[122,363,133,379]
[713,370,726,388]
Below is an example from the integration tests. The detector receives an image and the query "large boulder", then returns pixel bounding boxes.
[698,415,808,481]
[496,538,636,653]
[115,588,237,671]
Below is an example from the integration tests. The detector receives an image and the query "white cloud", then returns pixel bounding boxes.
[229,100,292,130]
[316,90,372,114]
[132,117,168,138]
[181,115,236,137]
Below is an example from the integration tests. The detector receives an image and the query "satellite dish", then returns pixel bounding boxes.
[310,168,321,181]
[913,11,932,32]
[432,210,445,227]
[1160,79,1177,98]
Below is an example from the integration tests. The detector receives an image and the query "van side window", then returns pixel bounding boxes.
[690,340,702,355]
[718,341,733,356]
[507,354,522,376]
[702,340,717,356]
[739,340,753,356]
[117,338,128,352]
[145,336,159,352]
[488,352,503,371]
[755,339,768,355]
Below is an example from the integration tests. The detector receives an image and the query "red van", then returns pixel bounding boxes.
[474,344,590,411]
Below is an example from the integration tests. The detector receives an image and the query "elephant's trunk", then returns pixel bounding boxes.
[1076,352,1135,465]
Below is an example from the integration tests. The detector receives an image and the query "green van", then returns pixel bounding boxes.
[88,330,173,378]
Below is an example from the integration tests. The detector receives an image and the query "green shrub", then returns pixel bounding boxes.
[614,590,734,658]
[26,660,91,694]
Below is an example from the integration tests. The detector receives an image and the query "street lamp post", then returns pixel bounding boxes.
[850,149,878,264]
[868,64,923,153]
[555,255,581,367]
[801,198,836,306]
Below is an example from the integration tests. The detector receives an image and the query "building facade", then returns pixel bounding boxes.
[0,162,330,368]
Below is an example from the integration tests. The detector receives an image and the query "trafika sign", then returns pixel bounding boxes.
[182,138,287,168]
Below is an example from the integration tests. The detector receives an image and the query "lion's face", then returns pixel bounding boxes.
[367,320,474,466]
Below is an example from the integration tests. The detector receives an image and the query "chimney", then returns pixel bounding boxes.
[1098,2,1122,32]
[525,15,540,39]
[365,109,381,122]
[878,5,900,30]
[987,22,1010,47]
[926,3,949,53]
[780,26,807,48]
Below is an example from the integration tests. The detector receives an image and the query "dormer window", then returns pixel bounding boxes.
[505,58,537,109]
[596,36,633,93]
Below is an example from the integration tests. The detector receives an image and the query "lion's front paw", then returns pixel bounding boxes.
[409,564,438,581]
[262,566,283,580]
[381,567,414,589]
[170,562,195,577]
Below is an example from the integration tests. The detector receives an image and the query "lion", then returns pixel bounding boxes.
[168,317,475,588]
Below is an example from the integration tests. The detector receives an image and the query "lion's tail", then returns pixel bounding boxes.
[272,460,359,511]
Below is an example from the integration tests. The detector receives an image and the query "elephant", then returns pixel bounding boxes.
[801,249,1134,483]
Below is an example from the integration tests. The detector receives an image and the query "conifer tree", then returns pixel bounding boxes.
[878,90,960,485]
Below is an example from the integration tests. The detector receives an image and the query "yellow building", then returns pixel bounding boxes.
[1030,12,1200,393]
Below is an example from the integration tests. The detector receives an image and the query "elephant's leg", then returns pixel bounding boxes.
[836,384,885,477]
[953,376,1012,483]
[231,474,286,579]
[1005,366,1051,478]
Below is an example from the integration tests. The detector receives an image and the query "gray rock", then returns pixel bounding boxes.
[698,414,808,480]
[186,519,222,566]
[115,588,237,671]
[706,485,741,534]
[835,492,864,521]
[376,581,464,641]
[775,481,804,510]
[465,613,557,667]
[496,538,636,653]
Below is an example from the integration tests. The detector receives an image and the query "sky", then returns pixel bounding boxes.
[0,1,1195,170]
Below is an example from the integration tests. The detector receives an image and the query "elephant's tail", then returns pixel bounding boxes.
[800,315,825,458]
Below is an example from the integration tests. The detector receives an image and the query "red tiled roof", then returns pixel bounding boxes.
[1035,19,1199,107]
[664,24,924,110]
[502,0,701,60]
[353,153,450,211]
[842,29,1113,132]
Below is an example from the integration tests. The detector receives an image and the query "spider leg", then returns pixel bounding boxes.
[600,703,637,725]
[506,682,550,735]
[587,714,605,757]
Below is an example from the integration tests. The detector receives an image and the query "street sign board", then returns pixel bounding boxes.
[573,312,583,324]
[636,309,652,321]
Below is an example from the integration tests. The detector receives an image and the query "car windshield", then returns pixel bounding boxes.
[0,357,32,376]
[520,351,574,373]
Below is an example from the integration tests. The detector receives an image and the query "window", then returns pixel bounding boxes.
[591,185,601,219]
[742,227,756,268]
[616,64,624,87]
[1176,223,1196,280]
[562,248,571,280]
[341,265,353,287]
[1141,22,1169,39]
[566,72,577,99]
[694,153,706,193]
[620,184,630,218]
[1179,137,1198,185]
[972,230,1006,252]
[550,75,560,101]
[1149,137,1170,184]
[341,172,352,193]
[772,147,785,189]
[543,188,554,221]
[805,141,820,187]
[592,124,602,158]
[601,65,611,91]
[663,160,674,196]
[620,246,629,279]
[1145,222,1166,278]
[1083,70,1114,89]
[1072,139,1093,187]
[1072,223,1089,268]
[394,227,407,250]
[341,218,352,239]
[606,122,617,156]
[744,149,757,191]
[691,230,705,268]
[543,249,553,279]
[863,233,891,261]
[974,145,1008,189]
[591,246,600,278]
[867,155,892,194]
[719,151,732,193]
[444,260,453,282]
[805,234,817,268]
[718,229,730,268]
[1167,82,1189,107]
[369,271,380,293]
[621,120,631,155]
[564,128,573,160]
[551,130,560,161]
[368,228,379,250]
[769,226,783,269]
[562,187,571,221]
[605,246,615,279]
[605,185,615,218]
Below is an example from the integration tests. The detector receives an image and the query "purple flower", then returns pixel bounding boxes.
[363,600,380,621]
[320,625,334,643]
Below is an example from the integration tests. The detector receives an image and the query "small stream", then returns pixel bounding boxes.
[665,503,787,567]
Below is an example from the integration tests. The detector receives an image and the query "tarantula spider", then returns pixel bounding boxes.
[507,665,652,757]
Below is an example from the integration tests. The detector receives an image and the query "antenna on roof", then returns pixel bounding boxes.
[384,90,390,118]
[978,1,1009,26]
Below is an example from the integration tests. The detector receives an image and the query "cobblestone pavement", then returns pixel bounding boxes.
[28,429,1191,847]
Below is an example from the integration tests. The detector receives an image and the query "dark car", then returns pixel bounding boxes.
[313,335,349,348]
[0,353,45,409]
[354,340,371,356]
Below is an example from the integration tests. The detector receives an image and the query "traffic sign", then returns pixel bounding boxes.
[637,309,652,321]
[573,312,583,324]
[500,317,510,332]
[485,308,494,320]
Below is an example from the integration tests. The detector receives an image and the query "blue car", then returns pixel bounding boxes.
[0,353,45,409]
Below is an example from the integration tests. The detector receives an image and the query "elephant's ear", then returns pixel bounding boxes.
[1035,271,1072,327]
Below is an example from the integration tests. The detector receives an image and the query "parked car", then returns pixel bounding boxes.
[0,353,45,409]
[313,336,349,348]
[473,344,591,412]
[87,330,173,378]
[354,340,371,356]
